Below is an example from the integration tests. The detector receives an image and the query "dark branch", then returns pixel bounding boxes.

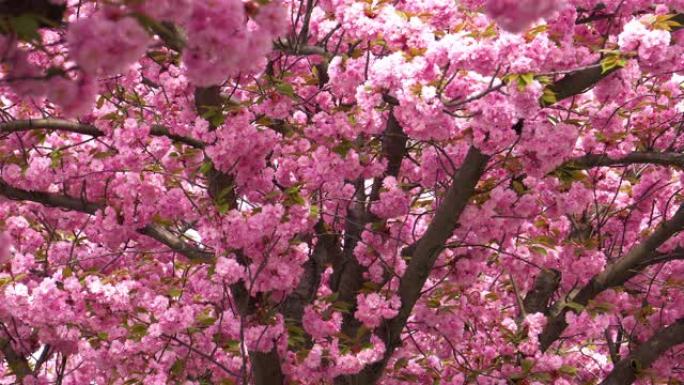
[564,152,684,169]
[281,222,338,326]
[192,86,285,385]
[0,0,65,28]
[539,204,684,351]
[542,64,615,107]
[522,268,561,315]
[0,338,32,380]
[344,146,489,384]
[600,318,684,385]
[0,179,214,262]
[0,119,205,149]
[333,110,409,378]
[542,14,684,106]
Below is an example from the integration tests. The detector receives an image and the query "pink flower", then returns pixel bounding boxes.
[254,1,289,37]
[485,0,560,33]
[215,256,245,284]
[355,293,401,328]
[68,11,151,76]
[136,0,193,23]
[370,177,411,219]
[618,18,671,67]
[46,74,97,117]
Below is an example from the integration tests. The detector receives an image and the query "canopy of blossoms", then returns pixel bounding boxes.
[0,0,682,384]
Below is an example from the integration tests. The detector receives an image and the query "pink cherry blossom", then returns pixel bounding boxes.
[0,1,681,384]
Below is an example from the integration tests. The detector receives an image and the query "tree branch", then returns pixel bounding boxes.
[341,146,489,384]
[274,42,328,56]
[0,178,214,262]
[522,268,561,316]
[282,221,338,329]
[0,119,205,149]
[539,204,684,351]
[541,64,616,107]
[0,338,32,380]
[192,85,285,385]
[541,14,684,106]
[564,152,684,170]
[332,110,409,370]
[599,318,684,385]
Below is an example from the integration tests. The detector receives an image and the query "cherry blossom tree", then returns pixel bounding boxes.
[0,0,683,384]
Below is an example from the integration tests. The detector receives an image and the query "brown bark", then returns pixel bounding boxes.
[337,147,490,384]
[0,119,205,149]
[599,318,684,385]
[0,178,214,262]
[0,338,32,380]
[539,204,684,351]
[522,269,561,315]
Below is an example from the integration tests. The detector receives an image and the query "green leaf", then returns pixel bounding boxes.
[331,301,352,313]
[199,161,213,175]
[563,301,585,312]
[517,73,535,91]
[196,309,217,327]
[284,185,305,206]
[92,150,118,159]
[309,204,320,219]
[332,139,354,157]
[274,81,297,99]
[9,14,41,41]
[530,372,552,382]
[427,297,441,308]
[170,358,185,376]
[529,245,547,256]
[50,150,63,168]
[167,287,183,299]
[394,357,409,370]
[321,292,339,303]
[511,180,527,195]
[600,54,626,74]
[652,14,683,31]
[541,87,557,106]
[559,364,578,376]
[128,323,149,341]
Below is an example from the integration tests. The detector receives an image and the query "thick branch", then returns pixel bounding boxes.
[564,152,684,169]
[0,179,213,262]
[0,0,65,28]
[343,146,489,384]
[0,119,205,149]
[542,64,614,106]
[522,269,561,316]
[274,43,328,56]
[137,226,213,262]
[393,147,488,329]
[249,351,284,385]
[539,204,684,351]
[0,338,32,380]
[332,111,409,363]
[193,85,285,385]
[637,249,684,268]
[282,222,338,325]
[600,318,684,385]
[542,14,684,106]
[329,178,366,341]
[379,112,408,183]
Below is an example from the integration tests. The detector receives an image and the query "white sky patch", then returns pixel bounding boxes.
[184,229,202,243]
